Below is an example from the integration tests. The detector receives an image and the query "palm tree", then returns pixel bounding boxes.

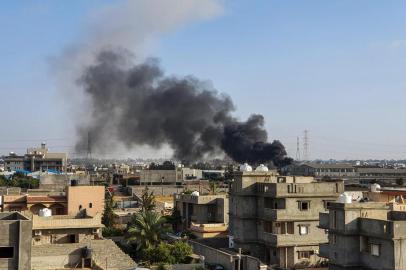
[126,211,169,250]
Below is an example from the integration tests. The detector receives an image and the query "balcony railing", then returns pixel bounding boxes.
[258,182,343,197]
[261,232,326,246]
[262,208,320,221]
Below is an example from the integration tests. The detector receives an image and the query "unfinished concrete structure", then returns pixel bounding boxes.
[174,193,229,238]
[319,188,406,269]
[229,165,344,269]
[0,212,32,270]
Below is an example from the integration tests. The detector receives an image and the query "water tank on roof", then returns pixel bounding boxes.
[255,164,269,172]
[338,193,352,204]
[39,208,52,217]
[191,191,200,196]
[240,163,252,172]
[370,183,381,192]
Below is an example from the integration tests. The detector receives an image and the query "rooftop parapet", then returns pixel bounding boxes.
[32,213,103,230]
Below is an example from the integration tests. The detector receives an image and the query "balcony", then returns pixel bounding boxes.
[319,212,329,229]
[258,181,343,198]
[262,208,319,221]
[319,243,329,258]
[262,232,325,247]
[359,219,393,239]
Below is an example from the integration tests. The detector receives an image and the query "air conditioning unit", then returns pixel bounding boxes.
[34,230,42,236]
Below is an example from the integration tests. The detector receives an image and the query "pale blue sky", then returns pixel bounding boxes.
[1,0,406,160]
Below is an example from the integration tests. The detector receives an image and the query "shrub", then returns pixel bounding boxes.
[170,241,193,264]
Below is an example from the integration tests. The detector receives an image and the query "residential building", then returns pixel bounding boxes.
[174,193,229,238]
[229,164,344,269]
[66,185,105,217]
[0,212,32,270]
[3,143,67,172]
[319,187,406,270]
[30,210,135,269]
[1,185,104,217]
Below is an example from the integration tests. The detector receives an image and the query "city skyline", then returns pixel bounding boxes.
[2,0,406,160]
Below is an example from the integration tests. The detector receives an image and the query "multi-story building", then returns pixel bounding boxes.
[174,193,229,238]
[3,143,67,172]
[0,212,32,270]
[229,164,344,269]
[1,185,104,217]
[319,188,406,270]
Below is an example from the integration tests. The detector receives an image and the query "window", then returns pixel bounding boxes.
[299,224,310,235]
[298,201,310,211]
[79,205,82,211]
[323,200,334,210]
[297,250,314,259]
[0,247,14,258]
[89,203,93,208]
[370,244,380,256]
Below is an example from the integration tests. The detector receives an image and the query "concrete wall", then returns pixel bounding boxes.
[140,170,178,184]
[0,213,32,270]
[66,186,105,217]
[190,241,235,270]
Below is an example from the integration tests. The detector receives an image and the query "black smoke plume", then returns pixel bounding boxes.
[76,49,292,166]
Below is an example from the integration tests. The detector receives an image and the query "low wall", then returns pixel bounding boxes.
[189,240,266,270]
[189,241,234,270]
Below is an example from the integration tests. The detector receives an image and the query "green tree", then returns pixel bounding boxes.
[126,211,169,250]
[102,192,117,228]
[143,242,175,264]
[170,241,193,264]
[140,187,156,212]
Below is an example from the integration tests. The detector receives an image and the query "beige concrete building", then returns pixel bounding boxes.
[229,166,344,269]
[0,212,32,270]
[174,193,229,238]
[4,143,67,172]
[1,185,105,218]
[319,188,406,270]
[66,185,105,217]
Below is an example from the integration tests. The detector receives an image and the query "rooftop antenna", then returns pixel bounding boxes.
[296,136,301,161]
[303,130,310,161]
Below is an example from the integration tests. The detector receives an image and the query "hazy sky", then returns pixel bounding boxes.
[1,0,406,160]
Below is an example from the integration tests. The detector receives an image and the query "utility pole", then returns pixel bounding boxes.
[303,130,310,161]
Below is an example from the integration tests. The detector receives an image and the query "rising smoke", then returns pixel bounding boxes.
[75,49,292,166]
[58,0,291,165]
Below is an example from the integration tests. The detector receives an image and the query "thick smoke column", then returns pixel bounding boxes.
[76,49,292,166]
